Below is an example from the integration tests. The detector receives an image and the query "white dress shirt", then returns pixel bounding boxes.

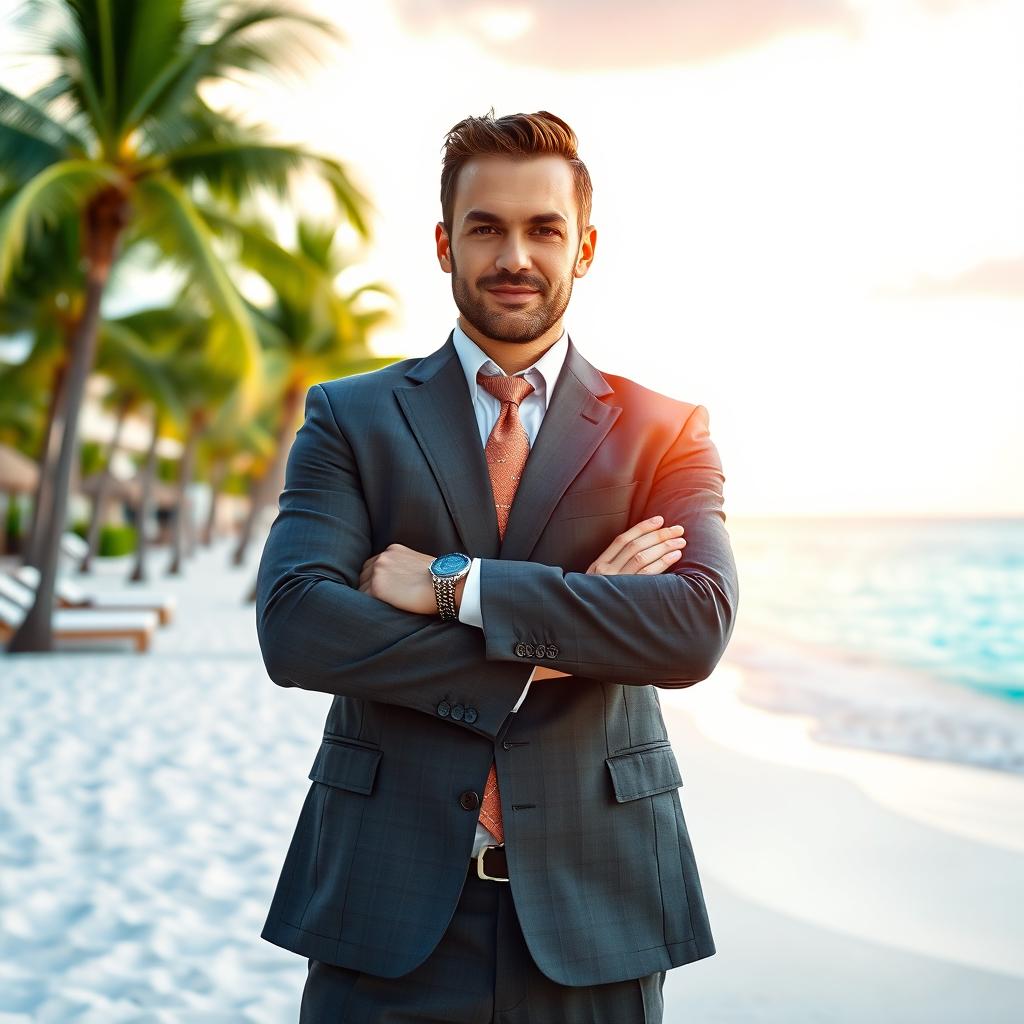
[450,318,569,855]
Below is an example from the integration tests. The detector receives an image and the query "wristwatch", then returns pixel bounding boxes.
[429,552,472,620]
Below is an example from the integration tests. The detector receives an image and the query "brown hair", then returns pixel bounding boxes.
[440,109,593,241]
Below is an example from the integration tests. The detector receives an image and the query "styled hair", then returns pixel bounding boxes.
[440,109,593,241]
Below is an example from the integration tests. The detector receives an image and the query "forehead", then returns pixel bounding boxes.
[452,154,576,224]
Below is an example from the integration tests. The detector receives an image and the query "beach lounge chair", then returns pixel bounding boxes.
[60,531,89,561]
[13,565,176,625]
[0,593,158,653]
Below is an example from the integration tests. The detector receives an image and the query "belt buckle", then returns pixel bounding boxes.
[475,844,509,882]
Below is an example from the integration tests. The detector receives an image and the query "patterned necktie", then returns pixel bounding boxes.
[475,368,536,844]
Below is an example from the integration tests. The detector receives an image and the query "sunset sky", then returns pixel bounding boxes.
[2,0,1022,517]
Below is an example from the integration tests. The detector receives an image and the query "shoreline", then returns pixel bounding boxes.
[719,623,1024,777]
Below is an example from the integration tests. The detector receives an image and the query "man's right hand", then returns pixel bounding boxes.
[532,515,686,680]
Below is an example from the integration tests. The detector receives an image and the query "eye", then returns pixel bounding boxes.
[471,225,497,234]
[535,227,560,236]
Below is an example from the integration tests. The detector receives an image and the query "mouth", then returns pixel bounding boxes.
[487,286,539,302]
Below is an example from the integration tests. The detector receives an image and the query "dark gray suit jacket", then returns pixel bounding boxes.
[255,330,738,986]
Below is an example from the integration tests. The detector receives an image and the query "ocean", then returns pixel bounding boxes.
[721,516,1024,773]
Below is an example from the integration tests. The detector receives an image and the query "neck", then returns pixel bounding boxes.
[458,315,563,375]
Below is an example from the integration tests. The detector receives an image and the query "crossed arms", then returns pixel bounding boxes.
[255,383,739,740]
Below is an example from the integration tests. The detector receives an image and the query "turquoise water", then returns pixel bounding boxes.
[726,517,1024,703]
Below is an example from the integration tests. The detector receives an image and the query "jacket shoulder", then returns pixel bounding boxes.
[600,370,700,426]
[317,356,420,398]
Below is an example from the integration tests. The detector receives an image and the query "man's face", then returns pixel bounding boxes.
[437,155,594,344]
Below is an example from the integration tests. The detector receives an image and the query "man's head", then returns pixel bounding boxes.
[436,110,596,346]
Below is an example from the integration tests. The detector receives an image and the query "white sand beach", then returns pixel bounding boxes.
[1,540,1022,1022]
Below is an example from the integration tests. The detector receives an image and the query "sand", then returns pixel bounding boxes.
[1,540,1021,1022]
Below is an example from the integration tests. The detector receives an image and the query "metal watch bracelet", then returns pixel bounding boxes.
[432,574,459,620]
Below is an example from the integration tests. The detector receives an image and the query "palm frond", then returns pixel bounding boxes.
[0,159,123,296]
[97,317,184,419]
[0,85,89,171]
[159,137,311,204]
[197,203,325,309]
[133,173,264,413]
[124,1,342,133]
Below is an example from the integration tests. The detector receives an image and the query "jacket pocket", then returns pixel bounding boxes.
[605,742,682,802]
[551,479,640,521]
[308,737,382,796]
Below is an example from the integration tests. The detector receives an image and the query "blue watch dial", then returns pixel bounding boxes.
[431,552,471,577]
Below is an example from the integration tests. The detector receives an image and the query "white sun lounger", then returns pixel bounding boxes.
[59,531,90,561]
[14,565,176,625]
[0,593,158,653]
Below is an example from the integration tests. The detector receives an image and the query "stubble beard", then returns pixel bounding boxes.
[449,248,574,344]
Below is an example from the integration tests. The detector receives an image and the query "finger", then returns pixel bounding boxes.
[617,534,687,575]
[598,520,685,574]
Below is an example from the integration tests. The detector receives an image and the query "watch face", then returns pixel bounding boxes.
[431,552,471,577]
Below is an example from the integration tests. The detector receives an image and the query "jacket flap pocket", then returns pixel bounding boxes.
[308,738,382,795]
[552,480,640,521]
[605,743,682,802]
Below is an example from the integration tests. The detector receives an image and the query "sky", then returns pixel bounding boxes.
[1,0,1022,517]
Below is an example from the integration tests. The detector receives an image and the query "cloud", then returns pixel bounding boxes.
[392,0,862,70]
[887,258,1024,299]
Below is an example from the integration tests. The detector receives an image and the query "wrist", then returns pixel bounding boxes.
[454,574,467,613]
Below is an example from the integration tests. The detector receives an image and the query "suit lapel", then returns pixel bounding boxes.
[394,330,622,562]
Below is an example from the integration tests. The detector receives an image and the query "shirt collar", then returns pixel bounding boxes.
[451,319,569,411]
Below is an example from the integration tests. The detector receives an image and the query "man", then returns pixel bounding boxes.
[255,109,738,1023]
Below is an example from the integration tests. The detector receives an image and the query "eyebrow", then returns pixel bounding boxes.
[463,209,568,228]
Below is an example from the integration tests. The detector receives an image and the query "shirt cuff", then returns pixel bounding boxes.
[457,557,484,628]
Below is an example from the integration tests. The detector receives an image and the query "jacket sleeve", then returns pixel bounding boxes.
[476,403,739,687]
[255,383,533,739]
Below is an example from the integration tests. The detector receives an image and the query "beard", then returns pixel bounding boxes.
[450,248,574,343]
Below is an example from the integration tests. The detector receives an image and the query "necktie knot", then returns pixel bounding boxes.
[477,370,535,407]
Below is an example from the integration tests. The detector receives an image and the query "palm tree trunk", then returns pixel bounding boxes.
[79,396,131,574]
[202,456,227,546]
[231,381,302,566]
[129,409,160,584]
[167,413,200,576]
[8,187,128,652]
[23,359,68,568]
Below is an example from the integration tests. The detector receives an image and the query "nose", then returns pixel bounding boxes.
[494,232,531,275]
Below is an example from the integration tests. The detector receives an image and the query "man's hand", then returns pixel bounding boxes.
[358,544,441,615]
[586,514,685,576]
[535,515,686,681]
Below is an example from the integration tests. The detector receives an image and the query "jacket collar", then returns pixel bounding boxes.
[395,330,621,561]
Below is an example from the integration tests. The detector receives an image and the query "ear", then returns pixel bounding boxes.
[436,222,452,274]
[573,224,597,279]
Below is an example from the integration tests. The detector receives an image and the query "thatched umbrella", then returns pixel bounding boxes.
[78,472,177,509]
[0,444,39,494]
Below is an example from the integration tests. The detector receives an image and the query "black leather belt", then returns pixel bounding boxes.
[470,844,509,882]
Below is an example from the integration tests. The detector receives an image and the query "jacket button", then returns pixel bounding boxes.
[459,790,480,810]
[514,642,528,657]
[546,644,559,658]
[464,707,478,724]
[450,703,465,721]
[502,739,512,750]
[523,642,535,656]
[534,644,547,658]
[437,701,451,717]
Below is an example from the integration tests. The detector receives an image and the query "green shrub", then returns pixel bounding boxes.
[99,524,137,556]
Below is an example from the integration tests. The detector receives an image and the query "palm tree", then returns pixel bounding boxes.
[210,214,398,566]
[77,314,180,572]
[0,0,371,651]
[0,211,85,568]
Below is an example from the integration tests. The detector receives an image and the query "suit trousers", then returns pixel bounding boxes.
[298,862,666,1023]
